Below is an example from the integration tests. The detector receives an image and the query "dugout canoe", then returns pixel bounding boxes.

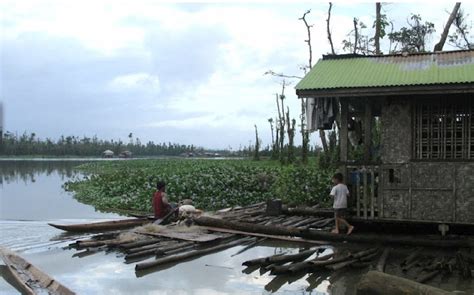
[0,246,75,295]
[48,218,151,233]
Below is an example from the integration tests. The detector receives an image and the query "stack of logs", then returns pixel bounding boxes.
[65,201,473,293]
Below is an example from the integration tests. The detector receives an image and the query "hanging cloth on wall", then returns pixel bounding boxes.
[306,97,338,131]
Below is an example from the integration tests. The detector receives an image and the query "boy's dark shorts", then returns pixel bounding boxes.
[334,208,347,218]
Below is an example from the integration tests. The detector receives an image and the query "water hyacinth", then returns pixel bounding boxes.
[64,159,333,212]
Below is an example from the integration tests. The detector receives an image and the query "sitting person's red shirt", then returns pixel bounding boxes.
[153,191,171,219]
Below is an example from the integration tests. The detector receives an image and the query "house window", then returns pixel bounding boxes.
[413,97,473,160]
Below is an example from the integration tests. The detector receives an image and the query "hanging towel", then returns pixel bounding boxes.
[306,97,316,131]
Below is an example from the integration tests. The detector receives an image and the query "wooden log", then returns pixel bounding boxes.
[402,259,422,273]
[199,226,326,245]
[124,241,186,260]
[194,216,473,248]
[416,270,441,283]
[231,238,267,257]
[283,207,333,217]
[135,237,253,271]
[456,252,472,278]
[125,241,174,254]
[242,248,320,267]
[356,271,452,295]
[293,217,320,228]
[309,218,334,229]
[326,258,359,270]
[119,239,162,250]
[274,248,378,275]
[376,248,390,272]
[321,248,379,271]
[401,248,423,266]
[271,253,334,275]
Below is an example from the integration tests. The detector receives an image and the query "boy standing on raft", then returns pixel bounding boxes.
[330,173,354,235]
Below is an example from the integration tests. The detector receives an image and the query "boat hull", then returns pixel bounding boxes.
[48,218,151,232]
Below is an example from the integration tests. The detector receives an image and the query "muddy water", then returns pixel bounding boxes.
[0,160,349,294]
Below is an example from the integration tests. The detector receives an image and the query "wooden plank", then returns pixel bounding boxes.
[198,226,327,245]
[134,228,223,242]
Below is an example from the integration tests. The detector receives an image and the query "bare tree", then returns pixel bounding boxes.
[254,124,260,161]
[374,2,382,54]
[353,18,359,54]
[300,10,313,72]
[434,2,461,51]
[326,2,336,54]
[268,118,275,148]
[286,107,296,164]
[300,10,328,153]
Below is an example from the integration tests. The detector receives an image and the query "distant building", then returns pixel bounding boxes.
[119,150,132,158]
[296,50,474,227]
[102,150,114,158]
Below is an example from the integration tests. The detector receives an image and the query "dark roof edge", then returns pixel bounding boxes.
[322,49,474,61]
[296,83,474,98]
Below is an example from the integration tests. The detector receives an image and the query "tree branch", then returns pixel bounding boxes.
[326,3,336,55]
[299,10,313,69]
[264,70,303,80]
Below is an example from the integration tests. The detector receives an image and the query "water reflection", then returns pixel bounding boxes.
[0,160,120,220]
[0,159,92,185]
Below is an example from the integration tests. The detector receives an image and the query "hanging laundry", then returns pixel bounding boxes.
[348,117,363,146]
[306,97,338,131]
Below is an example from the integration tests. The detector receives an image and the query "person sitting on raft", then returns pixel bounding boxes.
[153,181,174,219]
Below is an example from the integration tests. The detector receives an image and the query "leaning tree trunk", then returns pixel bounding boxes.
[433,2,461,51]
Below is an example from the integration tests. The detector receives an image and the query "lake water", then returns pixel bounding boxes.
[0,159,346,295]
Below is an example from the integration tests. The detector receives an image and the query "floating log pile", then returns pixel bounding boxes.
[59,201,473,294]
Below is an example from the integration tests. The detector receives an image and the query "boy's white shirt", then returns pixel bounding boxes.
[330,183,349,209]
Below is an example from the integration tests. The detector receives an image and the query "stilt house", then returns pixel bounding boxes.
[296,50,474,226]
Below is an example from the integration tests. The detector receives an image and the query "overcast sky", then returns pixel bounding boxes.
[1,1,472,149]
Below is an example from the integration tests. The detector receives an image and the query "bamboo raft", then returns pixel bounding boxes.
[52,202,473,293]
[0,246,76,295]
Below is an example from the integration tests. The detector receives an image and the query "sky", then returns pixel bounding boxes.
[1,0,472,149]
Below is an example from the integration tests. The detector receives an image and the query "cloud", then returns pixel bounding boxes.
[1,1,473,149]
[107,73,161,94]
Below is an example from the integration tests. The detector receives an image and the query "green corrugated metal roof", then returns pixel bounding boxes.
[295,50,474,91]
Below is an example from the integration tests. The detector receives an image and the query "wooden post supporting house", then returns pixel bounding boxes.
[297,50,474,227]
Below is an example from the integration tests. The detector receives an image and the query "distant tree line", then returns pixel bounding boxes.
[0,131,226,157]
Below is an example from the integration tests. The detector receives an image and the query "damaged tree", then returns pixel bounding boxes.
[434,2,462,51]
[301,9,328,153]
